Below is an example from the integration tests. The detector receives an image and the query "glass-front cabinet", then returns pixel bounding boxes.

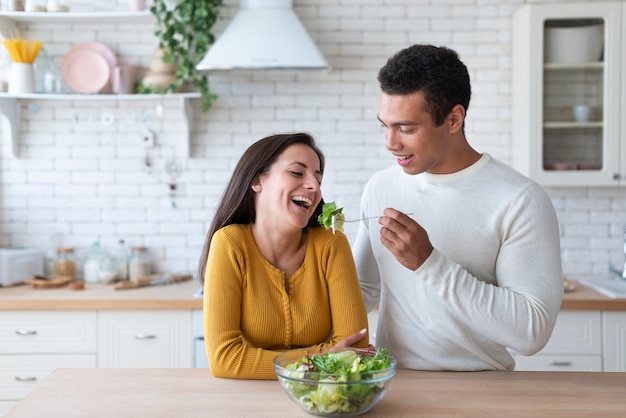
[512,2,625,186]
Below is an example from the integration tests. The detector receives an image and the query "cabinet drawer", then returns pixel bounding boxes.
[0,401,16,416]
[0,312,96,354]
[514,354,602,372]
[0,354,96,401]
[538,311,601,355]
[98,311,191,368]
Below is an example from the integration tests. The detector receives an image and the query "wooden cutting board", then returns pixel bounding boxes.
[114,274,192,291]
[24,276,73,289]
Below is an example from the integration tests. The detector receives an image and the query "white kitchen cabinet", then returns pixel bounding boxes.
[512,2,626,186]
[513,311,603,371]
[0,11,200,158]
[0,311,97,414]
[602,311,626,372]
[98,310,192,368]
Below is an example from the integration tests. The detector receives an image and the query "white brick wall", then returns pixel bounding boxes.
[1,0,625,282]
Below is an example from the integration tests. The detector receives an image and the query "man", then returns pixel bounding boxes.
[353,44,563,371]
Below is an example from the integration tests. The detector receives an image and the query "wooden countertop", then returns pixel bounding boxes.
[0,279,203,310]
[0,279,624,311]
[560,281,626,310]
[6,368,626,417]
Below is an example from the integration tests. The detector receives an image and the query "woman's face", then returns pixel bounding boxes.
[252,143,323,230]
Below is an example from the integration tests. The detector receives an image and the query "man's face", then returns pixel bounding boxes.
[378,91,455,175]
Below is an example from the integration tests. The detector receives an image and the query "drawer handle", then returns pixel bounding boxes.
[15,329,37,336]
[134,334,157,340]
[15,376,37,382]
[550,360,572,367]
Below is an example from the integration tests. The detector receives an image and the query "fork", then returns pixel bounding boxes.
[340,213,414,223]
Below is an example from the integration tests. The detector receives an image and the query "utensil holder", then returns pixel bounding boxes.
[8,62,35,94]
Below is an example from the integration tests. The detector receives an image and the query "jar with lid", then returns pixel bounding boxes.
[97,254,119,284]
[128,246,150,281]
[55,247,76,280]
[83,242,104,284]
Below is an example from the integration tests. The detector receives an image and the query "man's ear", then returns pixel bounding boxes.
[448,104,465,133]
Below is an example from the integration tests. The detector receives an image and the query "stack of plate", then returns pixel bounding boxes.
[61,42,117,94]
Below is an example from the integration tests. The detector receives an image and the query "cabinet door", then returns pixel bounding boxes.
[0,354,96,401]
[512,2,623,186]
[602,311,626,372]
[0,311,97,354]
[538,311,602,355]
[98,311,192,368]
[511,311,602,371]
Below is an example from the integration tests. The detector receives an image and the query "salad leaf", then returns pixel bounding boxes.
[318,202,345,234]
[282,348,393,415]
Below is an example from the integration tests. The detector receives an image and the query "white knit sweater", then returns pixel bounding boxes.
[353,154,563,371]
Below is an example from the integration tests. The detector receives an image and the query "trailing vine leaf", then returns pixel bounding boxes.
[149,0,223,113]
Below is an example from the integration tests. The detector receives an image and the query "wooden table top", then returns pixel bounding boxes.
[6,368,626,417]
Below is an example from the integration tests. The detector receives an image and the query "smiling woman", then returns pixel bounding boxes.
[197,133,370,380]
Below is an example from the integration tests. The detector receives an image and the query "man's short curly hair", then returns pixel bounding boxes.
[378,44,471,127]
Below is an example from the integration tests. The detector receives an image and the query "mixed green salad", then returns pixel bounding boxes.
[318,202,345,234]
[281,348,394,415]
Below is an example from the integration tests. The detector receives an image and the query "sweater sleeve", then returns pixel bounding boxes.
[418,183,564,355]
[203,228,282,380]
[353,178,382,313]
[316,231,370,348]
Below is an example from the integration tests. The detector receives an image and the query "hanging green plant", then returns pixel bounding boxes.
[144,0,223,113]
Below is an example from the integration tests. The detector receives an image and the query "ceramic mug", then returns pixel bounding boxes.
[572,105,593,122]
[127,0,146,11]
[112,64,137,95]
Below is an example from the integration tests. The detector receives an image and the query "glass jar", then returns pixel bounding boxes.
[46,0,69,12]
[83,242,104,284]
[128,246,150,281]
[55,247,76,280]
[97,254,119,284]
[114,239,129,281]
[24,0,45,12]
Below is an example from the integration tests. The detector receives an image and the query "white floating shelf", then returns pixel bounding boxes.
[0,11,153,23]
[0,93,201,158]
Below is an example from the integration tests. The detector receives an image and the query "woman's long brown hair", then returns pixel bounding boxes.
[197,132,326,284]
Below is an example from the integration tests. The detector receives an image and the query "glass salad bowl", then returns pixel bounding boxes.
[273,347,397,417]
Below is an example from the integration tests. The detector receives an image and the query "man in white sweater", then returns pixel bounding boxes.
[353,44,564,371]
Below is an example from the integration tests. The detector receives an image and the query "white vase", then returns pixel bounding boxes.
[8,62,35,94]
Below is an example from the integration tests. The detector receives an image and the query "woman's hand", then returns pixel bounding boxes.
[335,328,368,348]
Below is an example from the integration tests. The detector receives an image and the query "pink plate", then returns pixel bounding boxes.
[62,42,117,93]
[61,49,110,94]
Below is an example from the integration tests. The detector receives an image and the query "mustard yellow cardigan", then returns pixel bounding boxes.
[203,223,369,380]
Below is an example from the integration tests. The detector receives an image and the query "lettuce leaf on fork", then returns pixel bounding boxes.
[317,202,345,234]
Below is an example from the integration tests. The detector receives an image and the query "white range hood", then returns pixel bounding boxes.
[196,0,330,71]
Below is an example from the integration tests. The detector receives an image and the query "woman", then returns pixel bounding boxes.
[198,133,369,380]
